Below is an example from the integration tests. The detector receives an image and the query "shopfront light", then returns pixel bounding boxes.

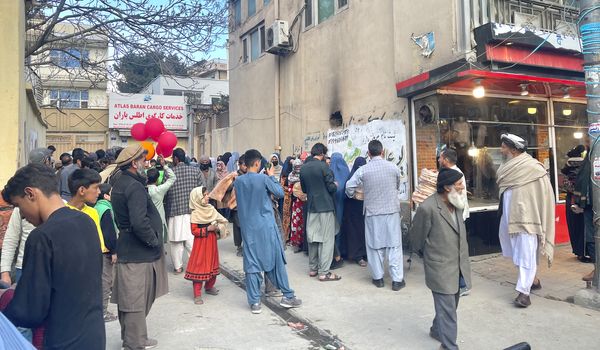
[563,87,571,99]
[472,79,485,99]
[574,131,584,139]
[468,142,479,157]
[527,107,537,114]
[562,108,572,116]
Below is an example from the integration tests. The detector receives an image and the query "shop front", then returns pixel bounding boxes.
[399,69,586,256]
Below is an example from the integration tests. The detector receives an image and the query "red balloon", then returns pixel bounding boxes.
[158,131,178,150]
[131,123,147,141]
[145,118,165,138]
[151,134,161,142]
[156,144,173,158]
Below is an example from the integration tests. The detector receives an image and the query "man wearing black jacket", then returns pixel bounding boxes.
[111,145,168,350]
[300,143,341,281]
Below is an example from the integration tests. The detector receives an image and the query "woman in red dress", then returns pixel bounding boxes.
[185,186,229,305]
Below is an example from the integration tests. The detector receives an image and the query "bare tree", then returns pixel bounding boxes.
[26,0,228,96]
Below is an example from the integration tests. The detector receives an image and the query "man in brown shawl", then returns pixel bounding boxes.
[497,133,555,308]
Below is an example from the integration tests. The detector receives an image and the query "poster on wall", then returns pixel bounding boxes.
[109,93,187,130]
[327,119,409,200]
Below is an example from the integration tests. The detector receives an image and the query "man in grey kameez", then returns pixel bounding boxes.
[234,149,302,314]
[346,140,405,290]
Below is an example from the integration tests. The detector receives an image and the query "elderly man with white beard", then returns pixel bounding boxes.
[497,133,555,308]
[410,168,472,350]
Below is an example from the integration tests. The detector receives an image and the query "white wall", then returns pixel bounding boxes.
[141,76,229,105]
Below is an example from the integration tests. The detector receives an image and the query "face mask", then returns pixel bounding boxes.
[200,163,210,170]
[272,160,279,166]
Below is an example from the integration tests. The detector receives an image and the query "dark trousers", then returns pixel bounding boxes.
[431,291,460,350]
[566,193,585,257]
[231,210,243,248]
[584,207,596,259]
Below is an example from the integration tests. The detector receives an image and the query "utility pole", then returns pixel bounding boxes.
[580,0,600,292]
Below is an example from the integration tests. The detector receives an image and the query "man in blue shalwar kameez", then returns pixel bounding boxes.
[234,149,303,314]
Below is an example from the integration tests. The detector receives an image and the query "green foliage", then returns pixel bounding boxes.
[113,52,189,93]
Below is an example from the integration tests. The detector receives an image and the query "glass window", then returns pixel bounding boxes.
[554,102,588,199]
[234,0,242,26]
[305,0,313,28]
[318,0,335,23]
[49,48,89,68]
[415,94,551,209]
[264,0,271,4]
[242,38,248,63]
[260,25,266,53]
[337,0,348,9]
[250,29,260,61]
[49,89,88,108]
[248,0,256,17]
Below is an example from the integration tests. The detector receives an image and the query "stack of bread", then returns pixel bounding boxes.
[411,168,438,205]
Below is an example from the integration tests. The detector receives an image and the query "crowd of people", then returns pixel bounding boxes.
[0,132,563,350]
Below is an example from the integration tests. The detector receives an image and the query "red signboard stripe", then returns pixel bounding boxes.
[395,72,430,91]
[457,69,585,86]
[486,44,583,72]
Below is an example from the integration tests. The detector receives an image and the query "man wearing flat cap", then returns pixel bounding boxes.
[497,133,554,308]
[409,168,472,350]
[110,145,168,350]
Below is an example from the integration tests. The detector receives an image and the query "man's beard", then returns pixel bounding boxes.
[447,188,465,210]
[502,153,513,162]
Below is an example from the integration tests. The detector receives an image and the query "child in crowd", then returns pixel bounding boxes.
[185,186,229,305]
[94,183,119,322]
[2,163,104,349]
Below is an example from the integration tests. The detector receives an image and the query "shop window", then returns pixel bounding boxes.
[554,102,588,200]
[415,94,551,209]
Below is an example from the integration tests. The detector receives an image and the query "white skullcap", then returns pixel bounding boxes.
[500,133,526,150]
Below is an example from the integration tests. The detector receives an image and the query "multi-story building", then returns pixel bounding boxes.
[31,23,110,155]
[0,0,47,185]
[189,58,229,80]
[139,74,229,157]
[228,0,583,255]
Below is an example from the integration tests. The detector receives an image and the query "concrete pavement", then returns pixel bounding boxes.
[105,239,600,349]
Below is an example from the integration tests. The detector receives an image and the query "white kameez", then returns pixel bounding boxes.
[365,213,404,282]
[499,189,538,295]
[167,214,194,270]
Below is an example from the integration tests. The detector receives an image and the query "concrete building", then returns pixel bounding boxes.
[140,75,229,157]
[228,0,583,255]
[30,23,110,156]
[0,0,47,186]
[189,58,229,80]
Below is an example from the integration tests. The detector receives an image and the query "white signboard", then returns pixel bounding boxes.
[327,119,409,200]
[109,93,187,130]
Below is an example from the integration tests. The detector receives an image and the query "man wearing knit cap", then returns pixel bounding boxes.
[110,145,168,350]
[497,133,554,308]
[409,167,472,350]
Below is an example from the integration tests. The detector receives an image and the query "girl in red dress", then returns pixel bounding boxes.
[185,186,229,305]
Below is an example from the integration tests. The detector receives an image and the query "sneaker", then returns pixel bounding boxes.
[279,296,302,308]
[459,287,471,297]
[103,311,118,322]
[251,302,262,314]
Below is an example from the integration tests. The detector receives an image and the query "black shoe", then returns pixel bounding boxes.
[514,293,531,308]
[372,278,384,288]
[392,280,406,291]
[330,258,344,270]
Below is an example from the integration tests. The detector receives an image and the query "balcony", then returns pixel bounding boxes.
[470,0,579,36]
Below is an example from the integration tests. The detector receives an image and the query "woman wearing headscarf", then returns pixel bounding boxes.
[185,186,229,305]
[288,159,306,252]
[330,153,350,267]
[221,152,233,167]
[280,156,294,242]
[269,153,283,180]
[227,152,240,173]
[342,157,368,266]
[216,161,229,181]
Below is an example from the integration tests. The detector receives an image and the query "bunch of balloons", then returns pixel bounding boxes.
[130,118,178,158]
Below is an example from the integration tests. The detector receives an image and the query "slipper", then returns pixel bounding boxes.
[319,272,342,282]
[309,271,318,277]
[357,259,367,267]
[205,288,219,296]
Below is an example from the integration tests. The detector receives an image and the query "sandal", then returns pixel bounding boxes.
[205,288,219,296]
[319,272,342,282]
[194,297,204,305]
[357,259,367,267]
[309,271,318,277]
